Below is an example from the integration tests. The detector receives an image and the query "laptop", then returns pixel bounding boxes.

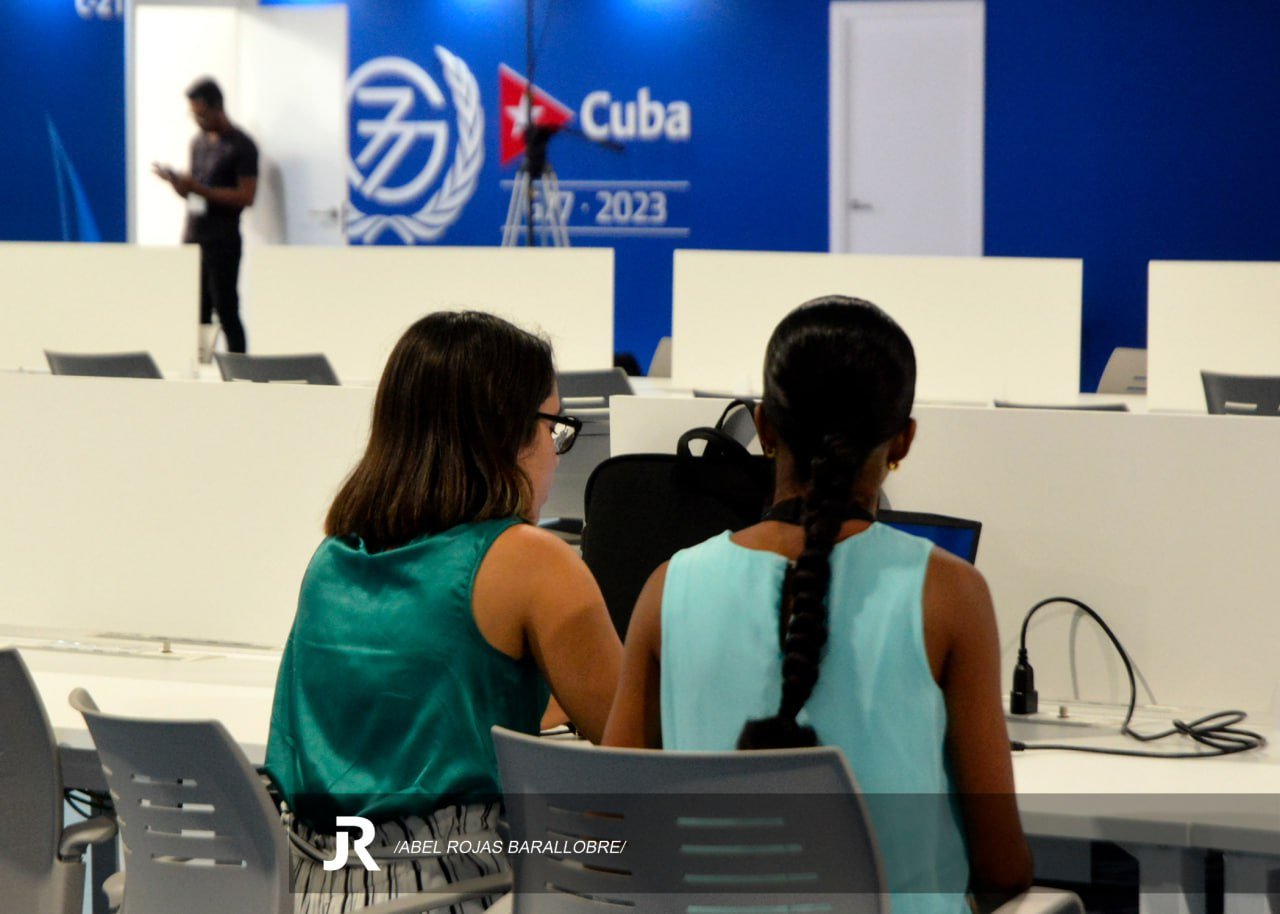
[878,510,982,564]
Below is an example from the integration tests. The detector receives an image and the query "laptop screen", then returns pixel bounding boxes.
[878,510,982,564]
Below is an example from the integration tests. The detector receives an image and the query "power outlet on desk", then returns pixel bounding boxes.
[1004,699,1191,743]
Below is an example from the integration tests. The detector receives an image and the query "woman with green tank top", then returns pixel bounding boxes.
[266,311,622,912]
[605,297,1033,914]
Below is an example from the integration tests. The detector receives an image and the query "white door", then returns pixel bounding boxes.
[829,1,985,256]
[239,5,348,245]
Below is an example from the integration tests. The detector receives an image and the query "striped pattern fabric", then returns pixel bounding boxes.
[287,803,508,913]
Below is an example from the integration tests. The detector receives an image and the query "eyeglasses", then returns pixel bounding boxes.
[537,412,583,456]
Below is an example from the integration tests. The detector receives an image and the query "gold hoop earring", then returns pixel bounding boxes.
[764,446,777,459]
[888,460,900,472]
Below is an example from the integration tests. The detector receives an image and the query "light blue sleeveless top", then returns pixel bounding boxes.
[661,524,970,914]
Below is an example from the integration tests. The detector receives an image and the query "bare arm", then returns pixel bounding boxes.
[924,552,1034,897]
[472,524,621,744]
[602,562,666,748]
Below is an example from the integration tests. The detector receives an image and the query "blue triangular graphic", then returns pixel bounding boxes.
[46,115,102,242]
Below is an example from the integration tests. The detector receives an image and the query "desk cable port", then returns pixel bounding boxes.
[1010,595,1266,758]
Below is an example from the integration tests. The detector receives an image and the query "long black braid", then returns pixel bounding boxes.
[737,296,915,751]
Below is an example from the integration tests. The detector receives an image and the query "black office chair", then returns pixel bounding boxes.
[994,400,1129,412]
[214,353,340,385]
[581,427,774,635]
[44,351,162,379]
[1201,371,1280,416]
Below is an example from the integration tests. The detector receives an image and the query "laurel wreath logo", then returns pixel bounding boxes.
[346,46,484,245]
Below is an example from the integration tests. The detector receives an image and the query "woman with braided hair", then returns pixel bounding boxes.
[605,296,1032,913]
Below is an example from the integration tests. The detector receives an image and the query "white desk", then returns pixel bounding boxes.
[1148,260,1280,413]
[19,642,276,793]
[1014,736,1280,914]
[0,243,200,376]
[246,245,615,384]
[672,250,1083,402]
[14,639,1280,914]
[0,373,373,647]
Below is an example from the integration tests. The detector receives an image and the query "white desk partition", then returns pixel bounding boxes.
[609,395,735,456]
[888,405,1280,715]
[247,245,614,383]
[0,373,373,647]
[672,250,1082,402]
[610,395,1280,714]
[0,242,198,374]
[1148,260,1280,412]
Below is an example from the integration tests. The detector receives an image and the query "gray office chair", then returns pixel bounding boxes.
[44,350,162,379]
[647,336,673,378]
[69,689,509,914]
[1200,370,1280,416]
[0,650,116,914]
[492,727,1083,914]
[993,400,1129,412]
[214,352,340,385]
[1095,346,1147,394]
[492,726,886,913]
[557,368,633,408]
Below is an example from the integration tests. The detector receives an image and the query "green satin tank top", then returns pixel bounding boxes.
[265,517,549,824]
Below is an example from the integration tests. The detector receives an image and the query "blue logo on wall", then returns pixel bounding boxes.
[345,47,483,245]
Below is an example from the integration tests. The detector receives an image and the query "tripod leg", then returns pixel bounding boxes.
[542,167,571,247]
[502,169,530,246]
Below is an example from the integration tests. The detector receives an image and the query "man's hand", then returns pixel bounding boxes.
[151,162,191,196]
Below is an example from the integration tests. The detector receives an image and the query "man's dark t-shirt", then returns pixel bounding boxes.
[183,125,259,244]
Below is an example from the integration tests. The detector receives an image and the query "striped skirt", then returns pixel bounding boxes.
[286,803,509,914]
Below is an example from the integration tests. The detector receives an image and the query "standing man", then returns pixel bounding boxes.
[153,77,257,355]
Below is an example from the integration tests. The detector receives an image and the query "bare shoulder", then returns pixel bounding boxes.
[483,522,605,617]
[921,548,997,681]
[486,522,582,571]
[474,522,606,659]
[486,519,578,555]
[925,547,993,612]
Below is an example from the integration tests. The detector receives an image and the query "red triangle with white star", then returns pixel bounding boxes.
[499,64,575,167]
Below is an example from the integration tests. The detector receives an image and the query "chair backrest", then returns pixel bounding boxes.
[214,352,340,385]
[0,649,64,909]
[70,689,290,914]
[45,350,162,379]
[647,336,673,378]
[581,436,773,635]
[557,368,633,407]
[1201,370,1280,416]
[1095,346,1147,394]
[492,727,887,914]
[993,399,1129,412]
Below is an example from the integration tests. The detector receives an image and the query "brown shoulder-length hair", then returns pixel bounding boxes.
[325,310,555,550]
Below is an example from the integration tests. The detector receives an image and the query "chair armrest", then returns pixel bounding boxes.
[58,816,117,860]
[102,871,125,912]
[359,873,513,914]
[989,886,1084,914]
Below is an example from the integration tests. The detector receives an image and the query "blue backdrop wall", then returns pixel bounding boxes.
[311,0,830,369]
[5,2,1280,389]
[985,0,1280,390]
[0,1,126,243]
